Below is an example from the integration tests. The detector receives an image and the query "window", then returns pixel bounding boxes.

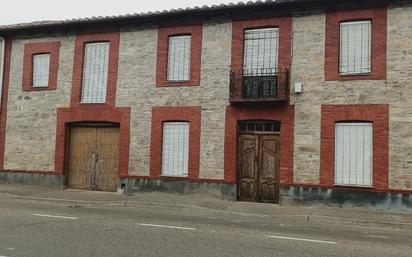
[32,54,50,87]
[161,122,189,177]
[335,122,373,187]
[81,42,110,103]
[167,35,191,81]
[339,21,371,75]
[243,28,279,76]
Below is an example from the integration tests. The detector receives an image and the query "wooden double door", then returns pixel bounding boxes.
[66,125,120,192]
[237,134,280,203]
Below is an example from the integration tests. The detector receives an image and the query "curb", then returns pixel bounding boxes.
[3,192,412,231]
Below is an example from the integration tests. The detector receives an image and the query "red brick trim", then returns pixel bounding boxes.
[156,24,202,87]
[150,106,201,179]
[320,104,389,190]
[22,41,60,91]
[70,32,120,107]
[55,106,131,176]
[231,17,292,71]
[224,105,294,184]
[0,39,12,170]
[325,8,387,81]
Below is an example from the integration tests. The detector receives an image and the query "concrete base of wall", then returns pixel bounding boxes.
[123,178,236,201]
[0,172,64,189]
[280,186,412,211]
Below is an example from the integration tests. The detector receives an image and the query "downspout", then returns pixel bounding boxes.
[0,37,5,107]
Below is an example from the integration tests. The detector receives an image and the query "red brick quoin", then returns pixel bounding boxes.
[224,106,295,184]
[150,107,201,179]
[325,8,387,81]
[156,24,202,87]
[22,41,60,91]
[231,17,292,71]
[320,105,389,191]
[70,31,120,107]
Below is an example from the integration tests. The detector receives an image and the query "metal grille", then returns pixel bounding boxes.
[167,35,191,81]
[161,122,189,177]
[339,21,371,75]
[335,122,373,187]
[81,42,110,103]
[32,53,50,87]
[238,121,281,133]
[243,28,279,76]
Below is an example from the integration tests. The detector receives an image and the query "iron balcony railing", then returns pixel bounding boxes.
[229,68,290,103]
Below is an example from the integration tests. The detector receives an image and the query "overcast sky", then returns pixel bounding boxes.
[0,0,238,25]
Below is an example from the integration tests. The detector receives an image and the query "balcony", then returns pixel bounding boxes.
[229,68,290,104]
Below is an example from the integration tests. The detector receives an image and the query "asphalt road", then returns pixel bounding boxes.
[0,194,411,257]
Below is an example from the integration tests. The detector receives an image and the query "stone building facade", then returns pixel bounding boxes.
[0,0,411,209]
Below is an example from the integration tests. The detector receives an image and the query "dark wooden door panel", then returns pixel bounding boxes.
[237,135,258,201]
[237,133,280,203]
[259,135,280,203]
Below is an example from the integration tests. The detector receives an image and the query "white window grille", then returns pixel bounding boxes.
[81,42,110,103]
[339,21,371,75]
[243,28,279,76]
[335,122,373,187]
[162,122,189,177]
[32,54,50,87]
[167,35,191,81]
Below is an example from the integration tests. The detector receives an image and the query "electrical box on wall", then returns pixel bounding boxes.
[294,82,302,94]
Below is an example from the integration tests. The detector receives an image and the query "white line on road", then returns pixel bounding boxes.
[267,235,337,245]
[32,214,79,220]
[366,235,390,239]
[137,223,196,230]
[0,255,10,257]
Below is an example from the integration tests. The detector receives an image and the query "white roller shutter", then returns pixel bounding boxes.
[167,35,191,81]
[339,21,371,75]
[81,42,110,103]
[243,28,279,76]
[162,122,189,177]
[32,54,50,87]
[335,122,373,187]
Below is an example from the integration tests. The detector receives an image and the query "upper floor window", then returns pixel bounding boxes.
[243,28,279,76]
[81,42,110,104]
[22,41,60,91]
[325,8,387,81]
[167,35,191,82]
[161,122,189,177]
[335,122,373,187]
[32,53,51,87]
[339,21,371,75]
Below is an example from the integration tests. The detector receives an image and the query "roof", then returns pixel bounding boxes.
[0,0,407,35]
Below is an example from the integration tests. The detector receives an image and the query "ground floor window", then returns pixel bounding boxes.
[161,122,189,177]
[334,122,373,187]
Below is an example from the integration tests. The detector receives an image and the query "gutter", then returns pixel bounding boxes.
[0,37,4,106]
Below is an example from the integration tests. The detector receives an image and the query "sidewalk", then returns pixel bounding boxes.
[1,183,412,230]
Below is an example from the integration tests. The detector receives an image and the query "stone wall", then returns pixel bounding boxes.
[290,6,412,189]
[4,35,74,171]
[116,20,231,178]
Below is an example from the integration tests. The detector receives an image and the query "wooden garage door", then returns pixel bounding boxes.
[237,134,280,203]
[67,126,120,192]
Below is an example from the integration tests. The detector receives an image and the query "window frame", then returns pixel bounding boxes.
[80,41,111,104]
[339,20,372,76]
[325,8,387,81]
[156,24,202,87]
[334,122,373,187]
[166,35,192,82]
[22,41,60,91]
[161,121,190,177]
[70,32,120,108]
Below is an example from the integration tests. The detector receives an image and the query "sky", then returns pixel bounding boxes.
[0,0,239,25]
